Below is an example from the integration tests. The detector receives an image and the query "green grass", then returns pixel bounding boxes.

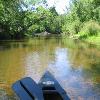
[86,34,100,45]
[73,33,100,45]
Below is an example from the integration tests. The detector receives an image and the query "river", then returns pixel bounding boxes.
[0,37,100,100]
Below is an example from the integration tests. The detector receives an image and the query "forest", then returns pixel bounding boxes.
[0,0,100,44]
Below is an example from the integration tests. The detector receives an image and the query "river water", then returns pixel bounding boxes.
[0,37,100,100]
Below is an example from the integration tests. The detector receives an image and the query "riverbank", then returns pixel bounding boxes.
[0,32,100,46]
[85,35,100,45]
[62,34,100,46]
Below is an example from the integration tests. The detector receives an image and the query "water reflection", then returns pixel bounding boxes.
[48,48,71,78]
[0,38,100,100]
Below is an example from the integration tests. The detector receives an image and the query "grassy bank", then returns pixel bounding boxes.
[72,34,100,46]
[85,34,100,45]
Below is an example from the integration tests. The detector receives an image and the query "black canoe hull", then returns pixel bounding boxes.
[38,71,70,100]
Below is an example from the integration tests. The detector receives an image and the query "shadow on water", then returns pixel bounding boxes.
[0,37,100,100]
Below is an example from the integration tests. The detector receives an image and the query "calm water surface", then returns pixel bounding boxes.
[0,38,100,100]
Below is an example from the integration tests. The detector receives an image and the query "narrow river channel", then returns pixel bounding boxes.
[0,37,100,100]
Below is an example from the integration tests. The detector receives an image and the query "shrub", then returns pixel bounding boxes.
[28,24,45,34]
[79,20,100,37]
[62,20,82,36]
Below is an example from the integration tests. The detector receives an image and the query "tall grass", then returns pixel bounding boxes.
[78,20,100,39]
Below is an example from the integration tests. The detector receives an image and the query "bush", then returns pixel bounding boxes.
[79,20,100,37]
[62,20,82,36]
[28,24,45,35]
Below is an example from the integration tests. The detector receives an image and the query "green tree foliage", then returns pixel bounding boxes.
[0,0,26,39]
[62,0,100,38]
[0,0,63,39]
[0,0,100,40]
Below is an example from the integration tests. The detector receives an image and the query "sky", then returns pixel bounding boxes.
[23,0,70,14]
[47,0,70,14]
